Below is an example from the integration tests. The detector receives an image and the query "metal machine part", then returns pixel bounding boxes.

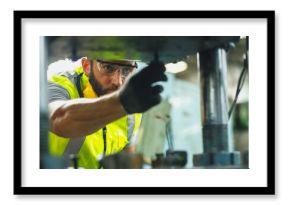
[151,150,188,169]
[99,152,144,169]
[193,151,241,167]
[199,48,229,152]
[193,45,241,167]
[47,36,240,65]
[40,37,65,169]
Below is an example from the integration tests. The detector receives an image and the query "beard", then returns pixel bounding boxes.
[88,71,105,96]
[88,71,118,96]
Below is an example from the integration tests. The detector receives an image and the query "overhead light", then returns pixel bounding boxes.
[165,61,188,74]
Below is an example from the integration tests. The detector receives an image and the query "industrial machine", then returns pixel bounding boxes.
[40,36,248,169]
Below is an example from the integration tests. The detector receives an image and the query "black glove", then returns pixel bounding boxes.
[118,59,168,114]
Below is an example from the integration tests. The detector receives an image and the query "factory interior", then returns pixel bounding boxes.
[40,36,249,169]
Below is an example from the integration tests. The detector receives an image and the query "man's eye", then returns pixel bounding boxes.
[104,64,115,73]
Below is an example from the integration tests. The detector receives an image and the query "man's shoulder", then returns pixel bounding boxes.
[47,59,82,78]
[48,69,83,99]
[48,67,83,79]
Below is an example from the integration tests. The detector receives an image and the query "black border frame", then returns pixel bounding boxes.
[14,10,275,195]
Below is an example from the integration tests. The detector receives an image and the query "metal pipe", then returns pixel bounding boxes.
[198,48,229,153]
[40,37,65,168]
[40,37,49,168]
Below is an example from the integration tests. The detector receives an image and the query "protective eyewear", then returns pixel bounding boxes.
[96,59,137,78]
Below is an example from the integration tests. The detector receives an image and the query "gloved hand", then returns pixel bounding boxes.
[118,59,168,114]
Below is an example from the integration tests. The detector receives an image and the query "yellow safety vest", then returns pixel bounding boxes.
[48,67,142,168]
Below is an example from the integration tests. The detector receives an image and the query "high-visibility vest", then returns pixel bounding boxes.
[48,67,142,168]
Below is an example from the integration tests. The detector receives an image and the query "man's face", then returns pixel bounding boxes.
[88,60,134,96]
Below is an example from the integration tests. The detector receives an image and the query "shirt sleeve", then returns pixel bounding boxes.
[47,81,70,103]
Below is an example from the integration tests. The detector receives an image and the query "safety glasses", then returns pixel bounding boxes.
[95,59,137,78]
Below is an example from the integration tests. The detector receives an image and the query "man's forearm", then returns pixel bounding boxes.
[49,91,127,138]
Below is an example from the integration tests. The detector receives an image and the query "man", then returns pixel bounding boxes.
[48,57,167,168]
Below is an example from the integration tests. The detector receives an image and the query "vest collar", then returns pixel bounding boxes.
[83,81,98,98]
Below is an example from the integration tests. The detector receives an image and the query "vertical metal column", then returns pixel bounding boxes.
[193,47,241,167]
[199,48,229,153]
[40,37,49,168]
[40,37,64,168]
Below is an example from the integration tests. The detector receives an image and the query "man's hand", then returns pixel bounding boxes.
[118,59,167,114]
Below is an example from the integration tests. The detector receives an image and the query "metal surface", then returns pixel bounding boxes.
[99,153,144,169]
[193,151,241,167]
[199,48,229,152]
[151,150,188,168]
[48,36,240,64]
[40,37,65,169]
[193,45,241,167]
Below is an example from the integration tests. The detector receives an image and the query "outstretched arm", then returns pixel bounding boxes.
[49,91,126,138]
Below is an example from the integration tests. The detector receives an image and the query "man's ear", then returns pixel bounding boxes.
[81,58,91,76]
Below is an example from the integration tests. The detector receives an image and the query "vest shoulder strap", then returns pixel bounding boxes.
[127,115,136,142]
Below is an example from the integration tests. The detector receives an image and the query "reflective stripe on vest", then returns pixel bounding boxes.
[127,115,135,142]
[62,72,85,167]
[63,136,86,167]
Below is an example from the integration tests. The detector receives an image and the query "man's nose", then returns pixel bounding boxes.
[111,69,123,87]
